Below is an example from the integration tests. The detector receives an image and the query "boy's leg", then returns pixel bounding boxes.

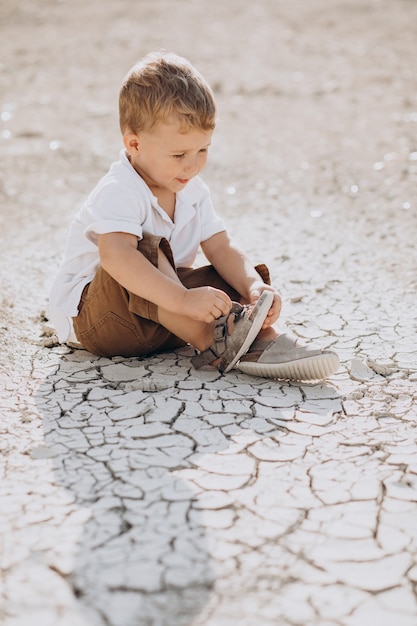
[73,235,189,357]
[162,264,339,378]
[178,262,339,380]
[73,267,188,358]
[146,253,271,360]
[177,263,271,300]
[73,233,272,364]
[156,261,272,352]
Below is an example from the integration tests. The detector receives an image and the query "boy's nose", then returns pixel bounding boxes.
[184,156,199,173]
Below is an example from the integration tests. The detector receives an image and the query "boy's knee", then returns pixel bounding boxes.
[255,263,271,285]
[137,233,175,271]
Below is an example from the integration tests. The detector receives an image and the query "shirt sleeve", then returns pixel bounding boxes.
[82,180,145,245]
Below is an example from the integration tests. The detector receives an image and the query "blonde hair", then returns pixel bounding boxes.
[119,52,217,135]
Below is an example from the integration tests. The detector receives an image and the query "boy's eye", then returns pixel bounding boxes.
[173,148,208,159]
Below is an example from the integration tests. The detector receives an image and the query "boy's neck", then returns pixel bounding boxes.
[150,186,176,221]
[127,153,176,220]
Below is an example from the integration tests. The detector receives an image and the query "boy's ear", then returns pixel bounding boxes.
[123,132,140,155]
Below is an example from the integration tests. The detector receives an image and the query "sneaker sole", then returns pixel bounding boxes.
[236,351,340,381]
[222,291,274,373]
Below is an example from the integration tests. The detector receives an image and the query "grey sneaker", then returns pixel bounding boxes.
[236,331,340,380]
[191,291,274,373]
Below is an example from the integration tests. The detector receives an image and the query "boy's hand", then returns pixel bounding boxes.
[249,284,282,329]
[182,287,232,323]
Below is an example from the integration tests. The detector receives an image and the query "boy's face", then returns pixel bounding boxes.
[124,120,213,194]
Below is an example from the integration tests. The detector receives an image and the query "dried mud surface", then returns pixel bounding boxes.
[1,1,417,625]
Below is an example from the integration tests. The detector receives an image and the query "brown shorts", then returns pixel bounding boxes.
[73,233,270,358]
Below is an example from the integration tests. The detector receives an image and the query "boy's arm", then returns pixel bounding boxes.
[98,232,231,322]
[201,231,282,326]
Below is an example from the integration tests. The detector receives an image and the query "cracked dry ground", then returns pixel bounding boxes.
[1,0,417,625]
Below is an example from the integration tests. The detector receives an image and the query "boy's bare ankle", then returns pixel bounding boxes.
[191,322,217,353]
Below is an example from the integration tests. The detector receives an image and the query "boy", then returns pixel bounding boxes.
[48,52,339,381]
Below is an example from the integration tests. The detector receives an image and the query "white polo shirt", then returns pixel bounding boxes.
[48,150,225,342]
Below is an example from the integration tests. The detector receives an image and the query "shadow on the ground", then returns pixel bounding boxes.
[36,348,215,626]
